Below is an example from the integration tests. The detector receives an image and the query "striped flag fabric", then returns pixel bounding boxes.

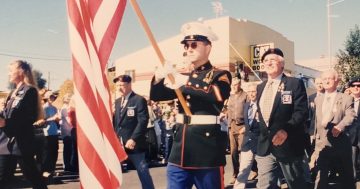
[66,0,127,188]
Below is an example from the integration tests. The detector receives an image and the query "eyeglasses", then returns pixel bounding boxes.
[184,42,198,50]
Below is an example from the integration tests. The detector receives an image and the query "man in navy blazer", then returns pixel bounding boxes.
[234,83,260,189]
[113,75,154,189]
[255,48,309,189]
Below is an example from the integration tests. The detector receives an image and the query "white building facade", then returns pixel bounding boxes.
[115,16,295,96]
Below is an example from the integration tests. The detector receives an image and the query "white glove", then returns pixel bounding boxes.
[154,60,176,81]
[164,73,188,89]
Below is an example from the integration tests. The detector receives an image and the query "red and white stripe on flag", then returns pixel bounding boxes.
[66,0,127,188]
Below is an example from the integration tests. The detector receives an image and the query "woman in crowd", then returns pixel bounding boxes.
[67,96,78,172]
[59,93,78,173]
[0,60,47,189]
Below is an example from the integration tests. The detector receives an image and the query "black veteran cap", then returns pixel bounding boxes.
[180,22,218,44]
[349,77,360,86]
[261,48,284,62]
[113,74,132,83]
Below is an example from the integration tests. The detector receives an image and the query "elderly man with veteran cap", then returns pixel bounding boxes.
[255,48,309,189]
[113,75,155,189]
[150,22,231,189]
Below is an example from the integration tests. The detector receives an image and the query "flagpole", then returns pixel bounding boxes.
[129,0,192,116]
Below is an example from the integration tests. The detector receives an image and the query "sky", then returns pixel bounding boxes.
[0,0,359,91]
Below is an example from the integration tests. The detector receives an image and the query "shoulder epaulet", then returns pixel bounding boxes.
[215,70,231,84]
[218,74,230,84]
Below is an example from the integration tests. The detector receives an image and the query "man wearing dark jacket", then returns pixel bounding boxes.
[256,48,308,189]
[234,83,260,189]
[113,75,154,189]
[350,77,360,180]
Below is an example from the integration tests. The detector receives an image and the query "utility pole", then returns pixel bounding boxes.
[327,0,331,69]
[48,71,50,90]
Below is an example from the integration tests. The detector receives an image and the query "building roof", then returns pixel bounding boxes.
[296,56,337,72]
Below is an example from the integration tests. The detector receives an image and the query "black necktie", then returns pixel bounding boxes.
[120,97,125,112]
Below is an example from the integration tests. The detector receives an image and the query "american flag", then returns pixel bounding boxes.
[66,0,127,188]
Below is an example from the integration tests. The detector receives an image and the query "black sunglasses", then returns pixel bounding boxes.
[184,42,198,50]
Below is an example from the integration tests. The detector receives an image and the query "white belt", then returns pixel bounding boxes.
[176,114,220,125]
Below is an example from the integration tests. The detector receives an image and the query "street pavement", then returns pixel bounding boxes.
[8,147,242,189]
[6,141,80,189]
[8,142,360,189]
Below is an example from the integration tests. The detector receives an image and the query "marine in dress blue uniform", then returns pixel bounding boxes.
[150,22,231,189]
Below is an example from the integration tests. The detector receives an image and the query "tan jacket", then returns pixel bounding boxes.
[313,92,355,158]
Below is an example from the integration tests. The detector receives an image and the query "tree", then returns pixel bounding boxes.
[53,70,116,108]
[6,69,46,90]
[33,70,47,90]
[53,79,74,108]
[335,25,360,85]
[57,79,74,96]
